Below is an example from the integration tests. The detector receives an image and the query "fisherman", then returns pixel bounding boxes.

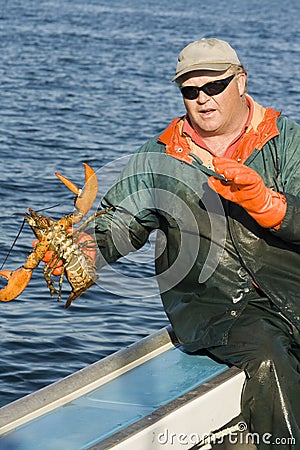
[52,38,300,448]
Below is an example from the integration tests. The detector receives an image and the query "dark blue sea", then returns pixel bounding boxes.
[0,0,299,408]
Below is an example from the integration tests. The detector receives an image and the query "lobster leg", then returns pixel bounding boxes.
[42,252,66,301]
[55,163,98,224]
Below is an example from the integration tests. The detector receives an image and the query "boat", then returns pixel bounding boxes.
[0,326,245,449]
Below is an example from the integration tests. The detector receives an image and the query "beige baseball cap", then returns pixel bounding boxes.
[173,38,241,82]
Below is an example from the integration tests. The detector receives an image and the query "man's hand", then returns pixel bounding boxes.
[33,230,97,276]
[208,157,287,228]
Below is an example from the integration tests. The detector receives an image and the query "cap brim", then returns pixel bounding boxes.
[172,62,233,82]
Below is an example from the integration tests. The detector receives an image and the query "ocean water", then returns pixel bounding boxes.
[0,0,299,407]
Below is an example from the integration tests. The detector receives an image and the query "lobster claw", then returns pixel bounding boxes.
[0,267,33,302]
[55,163,98,222]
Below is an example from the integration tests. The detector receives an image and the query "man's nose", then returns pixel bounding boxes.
[196,90,211,103]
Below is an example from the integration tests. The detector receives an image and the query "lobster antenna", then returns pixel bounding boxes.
[36,203,61,213]
[0,202,62,271]
[0,219,26,271]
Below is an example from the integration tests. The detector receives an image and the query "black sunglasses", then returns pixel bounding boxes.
[180,74,235,100]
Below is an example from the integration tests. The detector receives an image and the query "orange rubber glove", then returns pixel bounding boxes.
[32,230,97,277]
[208,157,287,228]
[32,239,63,276]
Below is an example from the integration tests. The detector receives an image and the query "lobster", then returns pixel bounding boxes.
[0,163,100,308]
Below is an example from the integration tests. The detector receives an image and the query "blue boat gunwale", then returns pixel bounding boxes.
[0,326,243,449]
[95,365,241,450]
[0,326,177,434]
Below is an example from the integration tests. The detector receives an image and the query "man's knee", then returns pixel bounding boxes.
[244,331,291,377]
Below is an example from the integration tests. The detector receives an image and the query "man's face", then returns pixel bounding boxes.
[180,70,247,137]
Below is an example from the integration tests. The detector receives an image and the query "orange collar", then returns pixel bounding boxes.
[158,101,280,164]
[158,116,194,164]
[182,96,254,157]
